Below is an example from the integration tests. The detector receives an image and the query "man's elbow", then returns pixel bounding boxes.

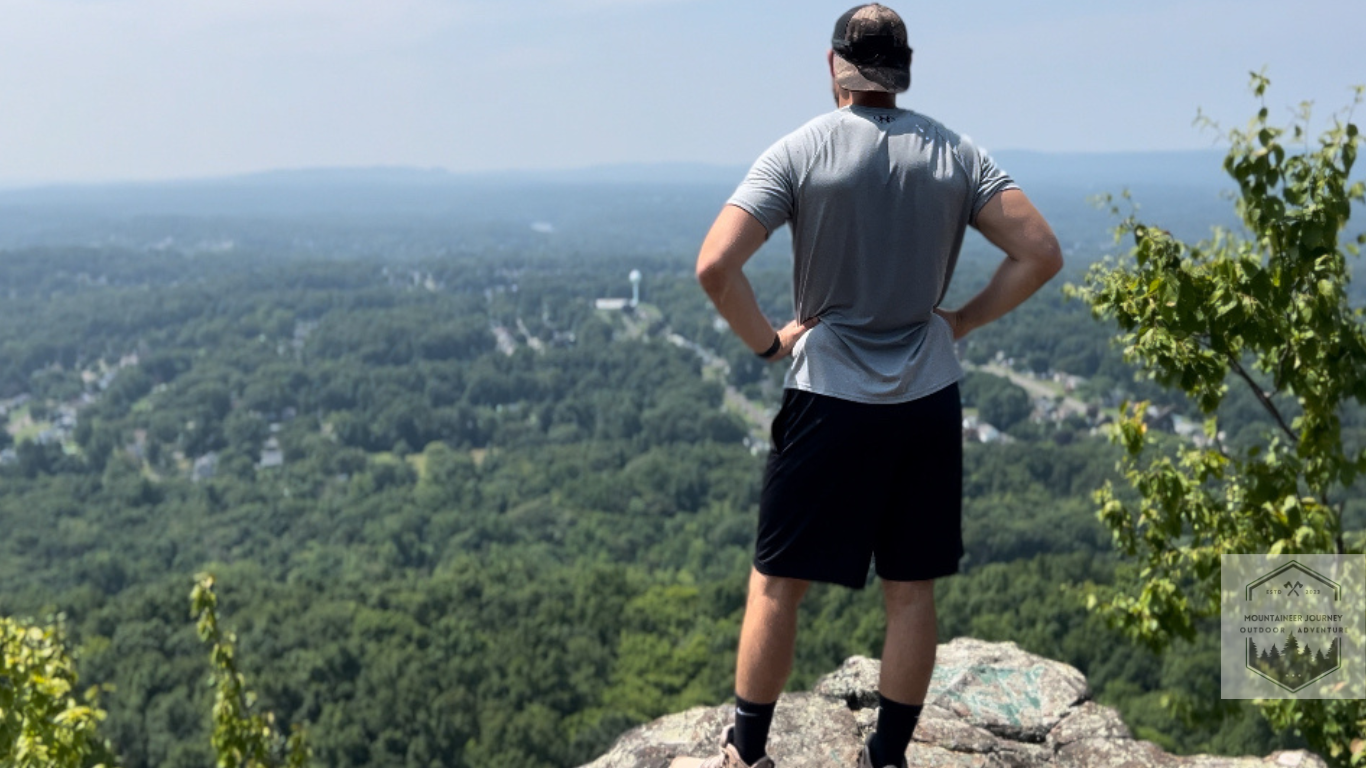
[1033,237,1064,282]
[696,260,729,299]
[1043,237,1065,280]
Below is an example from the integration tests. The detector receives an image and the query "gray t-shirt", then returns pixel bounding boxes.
[727,105,1018,404]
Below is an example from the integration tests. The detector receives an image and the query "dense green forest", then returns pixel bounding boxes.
[2,178,1363,768]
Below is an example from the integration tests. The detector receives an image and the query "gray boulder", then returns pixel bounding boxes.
[580,637,1326,768]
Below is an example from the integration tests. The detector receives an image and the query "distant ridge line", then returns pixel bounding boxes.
[0,149,1272,193]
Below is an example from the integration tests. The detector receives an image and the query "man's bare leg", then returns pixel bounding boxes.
[879,577,937,702]
[670,568,810,768]
[866,578,936,767]
[735,567,810,700]
[728,566,809,764]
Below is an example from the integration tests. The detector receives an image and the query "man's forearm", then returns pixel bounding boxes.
[944,189,1063,338]
[696,204,817,359]
[953,252,1060,336]
[700,268,779,354]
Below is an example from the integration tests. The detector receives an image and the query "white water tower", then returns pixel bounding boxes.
[629,269,642,307]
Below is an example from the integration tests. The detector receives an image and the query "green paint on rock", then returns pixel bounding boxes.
[931,664,1045,726]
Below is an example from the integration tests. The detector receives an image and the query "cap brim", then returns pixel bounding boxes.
[833,53,908,93]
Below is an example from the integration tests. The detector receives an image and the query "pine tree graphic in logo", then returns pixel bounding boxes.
[1247,636,1342,690]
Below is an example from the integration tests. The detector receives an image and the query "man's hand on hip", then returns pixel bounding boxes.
[769,317,821,362]
[933,308,967,341]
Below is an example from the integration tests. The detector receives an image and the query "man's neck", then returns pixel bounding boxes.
[844,91,897,109]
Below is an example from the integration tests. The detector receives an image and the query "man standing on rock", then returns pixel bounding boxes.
[685,5,1062,768]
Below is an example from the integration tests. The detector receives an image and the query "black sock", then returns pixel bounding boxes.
[732,694,776,765]
[867,694,923,768]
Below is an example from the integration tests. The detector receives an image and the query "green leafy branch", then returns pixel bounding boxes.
[191,574,311,768]
[0,615,118,768]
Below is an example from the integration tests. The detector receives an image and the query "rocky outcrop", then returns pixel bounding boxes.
[580,637,1327,768]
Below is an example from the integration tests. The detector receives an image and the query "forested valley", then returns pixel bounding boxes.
[2,172,1363,767]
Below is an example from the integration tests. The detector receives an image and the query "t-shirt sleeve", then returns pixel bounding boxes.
[726,140,795,236]
[964,139,1019,226]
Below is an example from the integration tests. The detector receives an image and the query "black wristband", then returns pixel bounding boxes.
[756,333,782,359]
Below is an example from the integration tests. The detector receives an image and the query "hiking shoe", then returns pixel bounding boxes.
[669,725,775,768]
[857,738,907,768]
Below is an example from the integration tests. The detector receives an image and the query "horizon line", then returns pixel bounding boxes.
[0,149,1239,192]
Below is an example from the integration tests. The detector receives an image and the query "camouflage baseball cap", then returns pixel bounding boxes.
[831,4,911,93]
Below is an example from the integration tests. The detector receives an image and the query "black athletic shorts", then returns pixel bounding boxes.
[754,381,963,589]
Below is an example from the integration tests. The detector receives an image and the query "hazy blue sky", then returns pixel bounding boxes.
[2,0,1362,183]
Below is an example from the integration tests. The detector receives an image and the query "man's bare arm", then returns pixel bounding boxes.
[696,205,817,360]
[935,189,1063,339]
